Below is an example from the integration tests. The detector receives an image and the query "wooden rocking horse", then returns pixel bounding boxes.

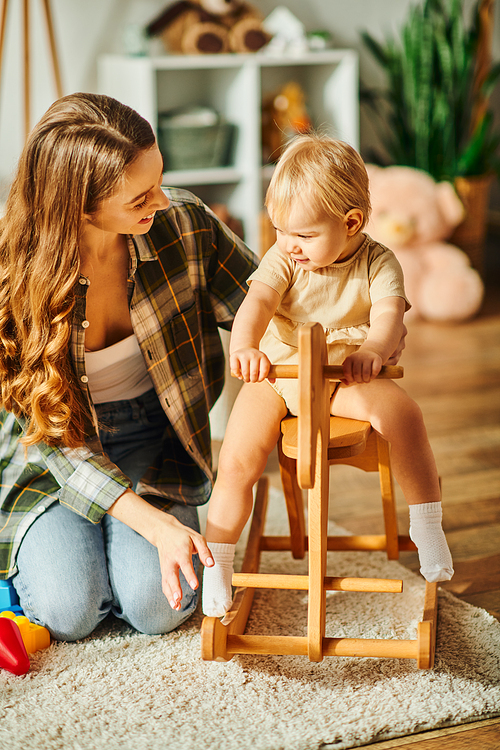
[201,322,438,668]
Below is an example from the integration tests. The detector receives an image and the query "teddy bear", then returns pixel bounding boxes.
[365,164,484,323]
[146,0,271,55]
[261,81,312,162]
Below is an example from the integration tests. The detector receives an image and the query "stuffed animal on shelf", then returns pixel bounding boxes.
[262,81,312,163]
[366,164,484,323]
[146,0,270,55]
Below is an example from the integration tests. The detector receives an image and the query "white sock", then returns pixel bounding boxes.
[409,502,454,582]
[202,542,236,617]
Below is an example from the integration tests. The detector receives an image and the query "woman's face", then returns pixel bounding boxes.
[85,145,170,236]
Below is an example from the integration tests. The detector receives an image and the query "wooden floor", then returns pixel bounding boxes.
[212,248,500,748]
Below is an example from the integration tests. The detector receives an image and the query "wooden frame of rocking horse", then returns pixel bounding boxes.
[201,323,438,669]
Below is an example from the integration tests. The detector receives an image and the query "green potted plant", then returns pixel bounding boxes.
[361,0,500,272]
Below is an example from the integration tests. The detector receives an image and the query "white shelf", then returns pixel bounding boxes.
[162,167,242,186]
[98,51,359,257]
[137,50,357,70]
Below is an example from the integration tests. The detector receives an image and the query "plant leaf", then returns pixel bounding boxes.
[359,0,500,180]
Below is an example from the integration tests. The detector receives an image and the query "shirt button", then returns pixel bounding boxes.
[37,505,46,513]
[79,277,87,285]
[82,320,90,328]
[81,375,89,384]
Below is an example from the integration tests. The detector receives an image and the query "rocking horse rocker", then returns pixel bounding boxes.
[201,322,439,668]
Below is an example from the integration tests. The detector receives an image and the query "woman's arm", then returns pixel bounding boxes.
[37,437,212,608]
[342,296,406,384]
[107,489,214,610]
[229,280,281,382]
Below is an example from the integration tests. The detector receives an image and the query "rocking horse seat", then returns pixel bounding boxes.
[280,414,372,461]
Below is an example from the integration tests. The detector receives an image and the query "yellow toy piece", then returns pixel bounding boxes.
[0,611,50,653]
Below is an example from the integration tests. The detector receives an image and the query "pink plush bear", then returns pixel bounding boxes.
[366,165,484,322]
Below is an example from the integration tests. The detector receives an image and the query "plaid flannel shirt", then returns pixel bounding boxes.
[0,188,257,578]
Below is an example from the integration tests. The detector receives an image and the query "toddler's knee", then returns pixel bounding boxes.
[218,445,264,486]
[401,397,425,432]
[379,394,424,440]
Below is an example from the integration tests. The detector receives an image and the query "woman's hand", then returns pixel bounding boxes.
[152,512,214,611]
[230,347,272,383]
[107,489,214,610]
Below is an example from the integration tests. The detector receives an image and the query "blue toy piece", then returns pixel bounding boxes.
[0,579,23,615]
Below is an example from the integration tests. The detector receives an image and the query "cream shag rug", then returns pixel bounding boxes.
[1,488,499,750]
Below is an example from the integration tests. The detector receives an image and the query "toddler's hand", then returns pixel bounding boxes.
[341,349,383,386]
[230,348,272,383]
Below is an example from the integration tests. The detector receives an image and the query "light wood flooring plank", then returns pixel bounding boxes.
[442,554,500,595]
[364,718,500,749]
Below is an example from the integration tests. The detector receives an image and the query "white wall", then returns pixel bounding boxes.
[0,0,166,193]
[0,0,499,200]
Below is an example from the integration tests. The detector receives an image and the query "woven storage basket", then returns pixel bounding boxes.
[158,115,236,171]
[450,174,494,276]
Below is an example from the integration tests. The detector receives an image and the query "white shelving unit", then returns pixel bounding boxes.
[98,50,359,258]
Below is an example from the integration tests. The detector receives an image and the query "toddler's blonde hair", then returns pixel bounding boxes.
[265,133,371,230]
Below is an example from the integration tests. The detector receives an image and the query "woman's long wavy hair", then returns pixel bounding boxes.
[0,93,156,448]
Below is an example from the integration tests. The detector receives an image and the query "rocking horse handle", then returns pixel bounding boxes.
[268,364,404,380]
[294,323,405,490]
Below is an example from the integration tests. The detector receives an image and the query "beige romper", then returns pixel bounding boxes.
[247,234,411,415]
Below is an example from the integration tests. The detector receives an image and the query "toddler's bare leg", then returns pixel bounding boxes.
[332,380,453,582]
[202,381,288,616]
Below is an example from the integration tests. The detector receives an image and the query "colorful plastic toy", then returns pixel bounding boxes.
[0,612,50,654]
[0,579,23,615]
[0,617,30,675]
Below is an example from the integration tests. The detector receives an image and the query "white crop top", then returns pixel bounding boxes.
[84,334,154,404]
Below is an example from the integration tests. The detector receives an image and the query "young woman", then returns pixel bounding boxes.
[0,92,258,640]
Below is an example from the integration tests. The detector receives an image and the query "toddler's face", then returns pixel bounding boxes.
[271,199,362,271]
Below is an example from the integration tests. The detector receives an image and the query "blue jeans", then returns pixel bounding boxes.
[12,389,201,641]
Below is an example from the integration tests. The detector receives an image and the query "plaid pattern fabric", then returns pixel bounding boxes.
[0,188,257,577]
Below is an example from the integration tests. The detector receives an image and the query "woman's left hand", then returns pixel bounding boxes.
[153,512,214,610]
[108,489,214,610]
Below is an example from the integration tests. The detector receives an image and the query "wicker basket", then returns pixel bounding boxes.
[158,115,236,171]
[450,174,494,276]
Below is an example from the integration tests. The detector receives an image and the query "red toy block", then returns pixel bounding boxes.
[0,617,30,675]
[0,612,50,653]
